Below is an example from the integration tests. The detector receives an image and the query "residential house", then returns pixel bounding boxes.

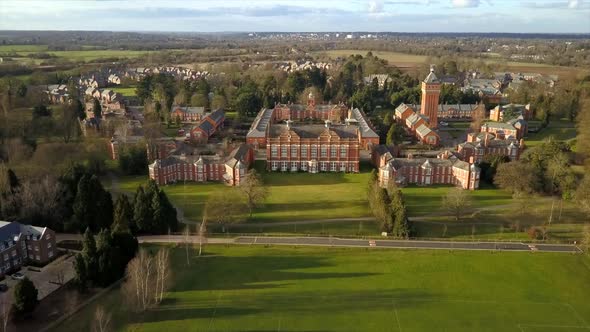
[0,221,56,277]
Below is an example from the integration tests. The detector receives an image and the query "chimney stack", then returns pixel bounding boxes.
[324,120,331,129]
[286,120,293,129]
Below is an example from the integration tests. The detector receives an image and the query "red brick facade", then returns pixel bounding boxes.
[0,222,56,277]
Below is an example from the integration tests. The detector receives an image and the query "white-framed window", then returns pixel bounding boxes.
[35,245,39,252]
[340,145,347,158]
[320,146,327,158]
[281,146,287,157]
[291,162,298,171]
[340,162,347,172]
[48,250,54,258]
[320,162,328,171]
[271,145,278,157]
[311,145,318,159]
[301,145,308,158]
[301,162,308,171]
[36,255,40,261]
[47,243,52,249]
[271,161,279,171]
[330,162,337,172]
[11,251,16,257]
[291,146,298,158]
[281,161,288,171]
[330,145,337,158]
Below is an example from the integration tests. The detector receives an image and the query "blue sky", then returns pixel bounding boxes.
[0,0,588,33]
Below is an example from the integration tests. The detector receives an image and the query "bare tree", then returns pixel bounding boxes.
[154,248,171,304]
[122,249,155,312]
[56,270,65,286]
[92,305,112,332]
[0,301,10,332]
[238,169,268,217]
[122,248,172,312]
[183,226,191,266]
[582,224,590,253]
[442,188,473,221]
[198,216,208,257]
[204,190,248,228]
[470,104,486,132]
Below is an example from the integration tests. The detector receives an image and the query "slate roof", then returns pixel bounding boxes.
[350,108,379,138]
[269,124,358,139]
[225,144,251,168]
[247,108,274,138]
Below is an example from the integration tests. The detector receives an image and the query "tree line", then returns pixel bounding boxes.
[367,170,411,238]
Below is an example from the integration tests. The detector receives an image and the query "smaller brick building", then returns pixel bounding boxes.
[458,132,523,163]
[0,221,57,277]
[171,106,206,122]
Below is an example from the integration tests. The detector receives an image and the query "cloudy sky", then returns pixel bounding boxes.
[0,0,588,33]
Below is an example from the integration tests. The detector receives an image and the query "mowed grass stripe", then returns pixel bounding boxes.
[53,245,590,332]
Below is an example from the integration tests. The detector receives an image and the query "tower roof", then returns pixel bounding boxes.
[423,68,440,84]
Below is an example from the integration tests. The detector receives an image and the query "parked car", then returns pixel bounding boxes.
[11,272,25,280]
[439,121,449,126]
[0,284,7,292]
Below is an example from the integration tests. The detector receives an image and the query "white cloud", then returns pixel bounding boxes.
[451,0,481,8]
[568,0,581,8]
[368,0,385,13]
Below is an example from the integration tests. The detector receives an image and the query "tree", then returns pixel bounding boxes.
[190,93,209,108]
[122,248,170,312]
[133,186,153,233]
[113,194,135,234]
[495,161,538,198]
[74,252,88,292]
[582,224,590,254]
[576,175,590,213]
[0,301,10,332]
[92,306,112,332]
[234,90,261,118]
[386,123,404,145]
[390,190,410,238]
[119,145,148,175]
[82,228,98,280]
[442,188,473,221]
[204,190,247,228]
[12,277,38,317]
[92,98,102,119]
[238,169,268,217]
[60,100,81,143]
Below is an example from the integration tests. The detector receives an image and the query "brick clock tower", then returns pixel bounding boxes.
[420,66,441,128]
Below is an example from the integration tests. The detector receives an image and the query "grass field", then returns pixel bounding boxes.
[111,86,137,97]
[525,120,577,147]
[314,49,428,67]
[53,245,590,332]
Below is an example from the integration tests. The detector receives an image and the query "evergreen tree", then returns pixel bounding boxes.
[82,228,98,280]
[72,175,92,231]
[113,194,135,234]
[92,97,102,119]
[390,190,410,238]
[12,277,39,317]
[73,253,88,291]
[133,186,153,232]
[386,123,404,145]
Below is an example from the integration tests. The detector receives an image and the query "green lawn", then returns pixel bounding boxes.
[53,245,590,332]
[111,86,137,97]
[525,120,577,147]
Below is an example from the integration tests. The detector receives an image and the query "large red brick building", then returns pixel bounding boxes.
[148,143,254,186]
[377,151,481,190]
[458,132,523,163]
[247,94,379,173]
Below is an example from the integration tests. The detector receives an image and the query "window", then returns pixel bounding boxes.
[281,161,288,171]
[271,161,278,171]
[340,162,347,172]
[281,146,287,157]
[311,145,317,159]
[11,251,16,257]
[301,145,308,158]
[48,250,54,258]
[340,145,347,158]
[320,162,328,171]
[321,146,327,158]
[271,145,278,157]
[36,255,40,261]
[291,162,298,171]
[35,245,39,252]
[291,146,298,158]
[330,162,337,172]
[47,243,52,249]
[21,241,25,248]
[301,162,308,171]
[330,145,337,158]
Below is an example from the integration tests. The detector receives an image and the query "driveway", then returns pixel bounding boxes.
[0,254,76,306]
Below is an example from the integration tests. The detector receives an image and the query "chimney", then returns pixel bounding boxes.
[484,133,489,147]
[286,120,293,130]
[469,156,475,164]
[324,120,331,128]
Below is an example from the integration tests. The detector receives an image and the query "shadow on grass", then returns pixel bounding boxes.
[130,306,261,325]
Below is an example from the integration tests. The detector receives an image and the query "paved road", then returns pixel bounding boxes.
[56,234,581,253]
[233,236,582,253]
